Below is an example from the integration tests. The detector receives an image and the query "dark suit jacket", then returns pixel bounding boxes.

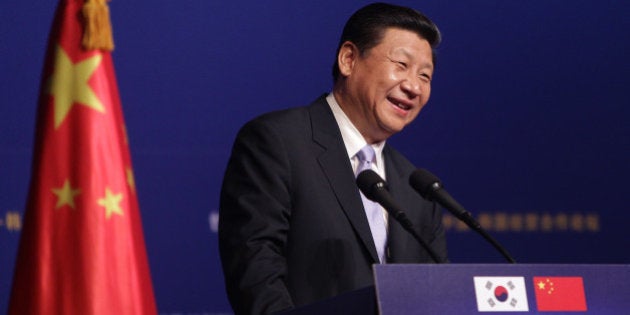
[219,95,447,315]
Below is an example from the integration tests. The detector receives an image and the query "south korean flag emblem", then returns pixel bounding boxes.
[473,277,529,312]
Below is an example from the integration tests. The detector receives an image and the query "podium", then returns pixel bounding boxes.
[285,264,630,314]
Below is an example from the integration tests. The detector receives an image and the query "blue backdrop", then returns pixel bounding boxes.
[1,1,629,313]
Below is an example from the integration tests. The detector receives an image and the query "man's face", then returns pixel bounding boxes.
[337,28,434,143]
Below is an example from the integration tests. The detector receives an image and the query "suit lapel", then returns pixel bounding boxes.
[308,97,380,263]
[383,145,411,262]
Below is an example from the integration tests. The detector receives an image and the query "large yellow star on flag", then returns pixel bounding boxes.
[97,187,124,219]
[48,45,105,129]
[52,179,81,209]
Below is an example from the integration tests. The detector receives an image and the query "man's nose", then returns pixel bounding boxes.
[401,74,423,98]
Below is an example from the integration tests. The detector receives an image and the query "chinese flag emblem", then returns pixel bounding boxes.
[8,0,157,314]
[533,277,587,311]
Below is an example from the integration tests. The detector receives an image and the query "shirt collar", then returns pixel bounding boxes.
[326,93,386,167]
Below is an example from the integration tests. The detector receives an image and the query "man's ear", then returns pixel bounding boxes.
[337,41,359,77]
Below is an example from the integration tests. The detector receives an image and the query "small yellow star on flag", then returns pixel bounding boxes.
[52,179,81,209]
[48,45,105,129]
[97,187,124,219]
[126,168,136,192]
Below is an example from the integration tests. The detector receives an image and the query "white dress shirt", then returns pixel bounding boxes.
[326,93,389,227]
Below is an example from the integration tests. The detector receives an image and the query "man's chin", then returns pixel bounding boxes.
[376,125,405,140]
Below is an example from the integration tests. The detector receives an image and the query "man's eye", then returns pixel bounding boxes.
[397,61,407,68]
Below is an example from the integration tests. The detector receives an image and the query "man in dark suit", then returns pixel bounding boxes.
[219,3,448,314]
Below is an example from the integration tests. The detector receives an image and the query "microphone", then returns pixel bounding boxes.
[409,169,479,229]
[409,169,516,263]
[356,170,445,263]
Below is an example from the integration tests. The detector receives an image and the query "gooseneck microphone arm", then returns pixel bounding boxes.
[409,169,516,264]
[356,170,446,264]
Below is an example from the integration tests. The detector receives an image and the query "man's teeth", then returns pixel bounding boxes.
[396,103,409,110]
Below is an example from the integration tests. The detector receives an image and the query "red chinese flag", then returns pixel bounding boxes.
[533,277,587,311]
[8,0,157,314]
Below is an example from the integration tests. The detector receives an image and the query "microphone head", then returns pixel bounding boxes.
[409,168,442,200]
[356,169,388,201]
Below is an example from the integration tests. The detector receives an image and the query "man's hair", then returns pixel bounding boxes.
[332,2,441,82]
